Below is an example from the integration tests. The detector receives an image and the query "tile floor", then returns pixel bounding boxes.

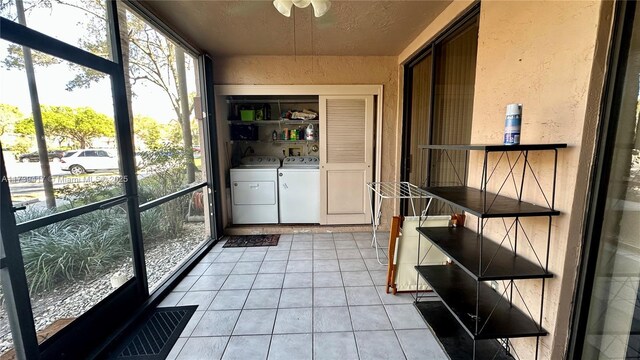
[158,232,447,360]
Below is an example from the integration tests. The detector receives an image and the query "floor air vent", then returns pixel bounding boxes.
[109,306,196,360]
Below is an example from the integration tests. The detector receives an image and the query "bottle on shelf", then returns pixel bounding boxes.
[265,103,272,120]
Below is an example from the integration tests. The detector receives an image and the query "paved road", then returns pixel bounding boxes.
[3,158,122,204]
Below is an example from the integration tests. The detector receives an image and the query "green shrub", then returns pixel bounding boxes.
[139,195,189,242]
[19,207,131,293]
[17,145,197,294]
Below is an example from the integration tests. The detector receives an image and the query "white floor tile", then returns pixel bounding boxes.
[176,336,228,360]
[345,286,382,306]
[314,287,347,307]
[191,310,240,336]
[244,288,281,309]
[314,332,358,360]
[313,307,352,332]
[273,308,313,334]
[279,288,313,308]
[252,273,285,289]
[177,291,217,310]
[349,305,392,331]
[354,330,405,360]
[269,334,312,360]
[233,309,277,335]
[313,272,343,287]
[283,272,313,288]
[222,335,271,360]
[396,329,448,360]
[221,274,256,290]
[385,304,428,329]
[208,290,249,310]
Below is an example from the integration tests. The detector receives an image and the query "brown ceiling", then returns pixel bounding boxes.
[140,1,451,56]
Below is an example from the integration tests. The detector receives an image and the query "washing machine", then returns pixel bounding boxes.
[230,156,281,224]
[278,156,320,223]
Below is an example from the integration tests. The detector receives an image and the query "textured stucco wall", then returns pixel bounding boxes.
[396,1,612,359]
[213,56,399,228]
[469,2,610,358]
[398,0,476,62]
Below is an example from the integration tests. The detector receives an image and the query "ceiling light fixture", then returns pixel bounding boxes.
[273,0,330,18]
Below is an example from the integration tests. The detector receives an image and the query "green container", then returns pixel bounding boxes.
[240,110,255,122]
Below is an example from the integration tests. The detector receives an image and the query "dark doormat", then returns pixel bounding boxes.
[415,301,514,360]
[223,234,280,247]
[107,306,197,360]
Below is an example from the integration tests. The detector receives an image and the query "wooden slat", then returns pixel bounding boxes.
[326,99,366,163]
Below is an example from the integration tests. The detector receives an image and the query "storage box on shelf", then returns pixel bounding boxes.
[414,143,566,360]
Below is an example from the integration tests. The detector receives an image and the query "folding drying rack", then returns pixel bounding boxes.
[366,181,432,265]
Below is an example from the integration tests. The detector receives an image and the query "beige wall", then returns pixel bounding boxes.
[396,1,613,359]
[214,56,399,228]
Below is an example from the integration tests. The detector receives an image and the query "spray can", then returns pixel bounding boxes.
[504,104,522,145]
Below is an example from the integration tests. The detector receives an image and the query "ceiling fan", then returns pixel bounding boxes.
[273,0,331,18]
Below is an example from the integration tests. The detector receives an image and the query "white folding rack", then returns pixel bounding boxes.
[366,182,432,265]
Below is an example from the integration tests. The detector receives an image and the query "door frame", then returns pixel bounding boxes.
[214,85,383,227]
[399,3,480,214]
[567,1,636,358]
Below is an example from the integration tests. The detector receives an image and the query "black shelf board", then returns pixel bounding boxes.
[418,143,567,151]
[228,120,319,125]
[415,264,547,339]
[415,301,515,360]
[416,227,552,280]
[422,186,559,218]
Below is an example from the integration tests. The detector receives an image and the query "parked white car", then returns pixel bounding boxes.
[60,149,120,175]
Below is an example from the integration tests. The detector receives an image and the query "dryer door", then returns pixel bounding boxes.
[233,181,277,205]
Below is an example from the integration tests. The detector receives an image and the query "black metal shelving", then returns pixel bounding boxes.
[421,187,560,218]
[418,143,567,151]
[416,227,552,280]
[415,143,565,360]
[416,301,515,360]
[227,119,319,126]
[415,264,547,339]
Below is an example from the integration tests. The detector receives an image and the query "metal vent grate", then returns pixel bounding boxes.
[111,306,196,360]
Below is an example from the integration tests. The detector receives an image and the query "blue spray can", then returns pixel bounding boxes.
[504,103,522,145]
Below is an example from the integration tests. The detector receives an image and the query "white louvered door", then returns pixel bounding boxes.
[319,95,374,224]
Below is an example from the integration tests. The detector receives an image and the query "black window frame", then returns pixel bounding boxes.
[0,1,223,358]
[567,1,637,358]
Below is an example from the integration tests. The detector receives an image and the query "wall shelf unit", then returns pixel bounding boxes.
[414,143,566,359]
[227,120,319,126]
[226,95,319,148]
[230,140,318,145]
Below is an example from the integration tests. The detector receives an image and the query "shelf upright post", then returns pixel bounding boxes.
[482,150,489,208]
[426,148,433,188]
[478,148,488,360]
[416,228,422,302]
[518,150,529,202]
[463,149,469,186]
[536,148,559,360]
[516,150,529,255]
[473,338,477,359]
